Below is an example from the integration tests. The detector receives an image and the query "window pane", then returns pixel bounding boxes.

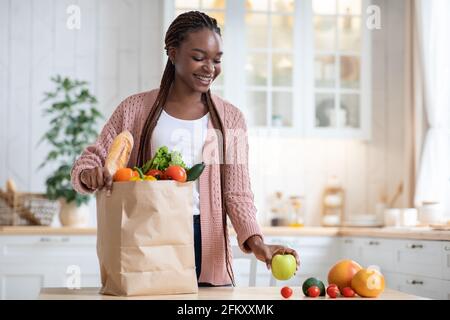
[272,53,293,86]
[340,94,360,128]
[339,0,361,15]
[313,0,337,15]
[314,16,336,51]
[271,0,295,13]
[272,15,294,49]
[206,11,225,33]
[315,56,335,88]
[338,16,361,51]
[245,0,269,11]
[202,0,226,9]
[272,92,293,127]
[246,53,268,86]
[175,0,200,9]
[315,94,335,127]
[340,56,360,88]
[246,13,269,48]
[246,91,267,126]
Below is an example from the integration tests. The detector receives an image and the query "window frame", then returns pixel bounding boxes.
[167,0,372,140]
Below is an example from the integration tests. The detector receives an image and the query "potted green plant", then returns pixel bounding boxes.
[38,75,103,226]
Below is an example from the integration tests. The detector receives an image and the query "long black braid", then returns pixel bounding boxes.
[136,11,235,286]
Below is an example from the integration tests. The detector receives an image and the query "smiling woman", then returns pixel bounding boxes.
[71,10,300,289]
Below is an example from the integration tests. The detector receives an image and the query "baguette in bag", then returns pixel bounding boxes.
[105,130,134,176]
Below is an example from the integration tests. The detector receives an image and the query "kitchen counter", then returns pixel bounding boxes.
[38,287,427,300]
[0,226,96,235]
[1,225,449,241]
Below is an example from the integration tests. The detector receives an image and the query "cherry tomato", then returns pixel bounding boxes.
[341,287,356,297]
[145,169,163,180]
[307,286,320,298]
[164,166,187,182]
[327,285,339,298]
[280,286,293,299]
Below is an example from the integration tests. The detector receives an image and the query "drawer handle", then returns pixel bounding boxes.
[344,239,353,244]
[39,237,70,243]
[406,280,424,285]
[368,241,380,246]
[406,244,423,249]
[445,246,450,251]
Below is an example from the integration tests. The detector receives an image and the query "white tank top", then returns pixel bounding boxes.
[151,109,209,216]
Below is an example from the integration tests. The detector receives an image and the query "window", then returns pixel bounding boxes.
[313,0,366,134]
[244,0,295,128]
[170,0,370,139]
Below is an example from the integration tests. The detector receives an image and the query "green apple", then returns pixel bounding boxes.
[271,254,296,281]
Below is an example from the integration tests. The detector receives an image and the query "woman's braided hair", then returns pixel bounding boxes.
[136,11,235,286]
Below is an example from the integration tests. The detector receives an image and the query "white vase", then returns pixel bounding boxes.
[59,199,90,227]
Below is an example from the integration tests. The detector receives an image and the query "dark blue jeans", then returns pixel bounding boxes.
[193,215,202,280]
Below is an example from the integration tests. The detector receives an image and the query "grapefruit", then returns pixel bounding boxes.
[327,259,362,291]
[351,268,385,298]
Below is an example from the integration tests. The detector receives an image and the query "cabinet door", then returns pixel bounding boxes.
[442,242,450,281]
[384,272,447,300]
[395,240,443,279]
[0,235,99,299]
[0,263,46,299]
[358,238,397,273]
[339,237,362,261]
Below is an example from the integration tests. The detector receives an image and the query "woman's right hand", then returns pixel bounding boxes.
[80,167,113,196]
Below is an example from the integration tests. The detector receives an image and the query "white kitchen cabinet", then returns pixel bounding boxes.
[0,235,100,300]
[337,236,450,299]
[339,237,362,262]
[395,239,443,279]
[2,233,450,299]
[384,272,450,300]
[358,238,397,273]
[443,243,450,281]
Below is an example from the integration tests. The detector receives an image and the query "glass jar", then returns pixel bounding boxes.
[288,196,305,227]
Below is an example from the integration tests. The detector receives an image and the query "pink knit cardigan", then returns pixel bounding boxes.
[71,89,263,285]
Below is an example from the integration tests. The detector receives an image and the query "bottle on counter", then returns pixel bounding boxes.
[321,176,345,227]
[288,195,305,227]
[267,191,289,226]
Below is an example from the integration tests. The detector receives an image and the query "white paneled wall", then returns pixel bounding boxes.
[0,0,164,194]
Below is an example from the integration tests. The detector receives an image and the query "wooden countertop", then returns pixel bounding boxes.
[0,226,96,235]
[38,287,427,300]
[1,226,449,241]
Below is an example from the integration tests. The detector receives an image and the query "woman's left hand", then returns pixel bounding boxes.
[245,235,300,270]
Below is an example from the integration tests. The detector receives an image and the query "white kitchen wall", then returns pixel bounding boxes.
[0,0,411,227]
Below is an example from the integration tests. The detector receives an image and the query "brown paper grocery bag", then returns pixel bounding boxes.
[96,180,198,296]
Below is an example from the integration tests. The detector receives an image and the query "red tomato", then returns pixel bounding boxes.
[164,166,187,182]
[341,287,356,297]
[327,285,339,298]
[145,169,163,179]
[280,286,293,299]
[307,286,320,298]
